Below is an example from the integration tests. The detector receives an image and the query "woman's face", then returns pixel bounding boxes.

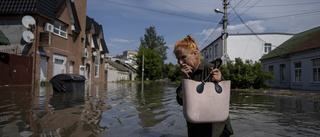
[175,49,198,73]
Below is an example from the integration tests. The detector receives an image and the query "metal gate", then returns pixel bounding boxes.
[0,53,33,85]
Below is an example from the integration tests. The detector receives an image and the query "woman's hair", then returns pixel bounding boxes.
[174,35,202,63]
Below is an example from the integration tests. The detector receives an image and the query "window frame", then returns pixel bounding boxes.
[313,59,320,82]
[294,62,302,82]
[264,43,272,54]
[53,21,68,38]
[94,54,99,78]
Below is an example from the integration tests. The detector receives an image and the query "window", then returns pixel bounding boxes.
[264,43,272,54]
[215,44,218,57]
[280,64,286,82]
[95,54,99,77]
[268,65,274,82]
[294,62,301,82]
[79,66,85,76]
[313,59,320,82]
[269,65,274,75]
[69,61,74,74]
[53,21,68,38]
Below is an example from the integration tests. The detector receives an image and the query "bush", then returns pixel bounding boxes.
[220,58,274,89]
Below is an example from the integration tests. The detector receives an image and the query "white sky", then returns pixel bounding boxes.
[86,0,320,64]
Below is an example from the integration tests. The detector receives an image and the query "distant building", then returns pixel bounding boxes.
[201,33,294,64]
[105,60,136,82]
[260,26,320,91]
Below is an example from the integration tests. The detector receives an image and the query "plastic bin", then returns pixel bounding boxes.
[50,74,86,92]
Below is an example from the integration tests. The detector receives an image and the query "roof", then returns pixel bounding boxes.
[70,1,81,32]
[0,30,10,45]
[261,26,320,60]
[86,16,109,53]
[0,0,81,32]
[101,39,109,53]
[106,60,129,72]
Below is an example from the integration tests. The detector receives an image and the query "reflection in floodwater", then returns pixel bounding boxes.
[0,83,319,137]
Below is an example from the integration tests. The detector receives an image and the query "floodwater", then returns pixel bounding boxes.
[0,82,319,137]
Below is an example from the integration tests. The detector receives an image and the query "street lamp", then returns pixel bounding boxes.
[214,9,223,14]
[214,0,229,65]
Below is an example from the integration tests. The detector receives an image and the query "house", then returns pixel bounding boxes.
[105,60,132,82]
[84,16,109,83]
[0,0,108,86]
[201,33,294,64]
[260,26,320,91]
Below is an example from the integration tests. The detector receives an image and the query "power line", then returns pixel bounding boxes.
[243,1,320,8]
[103,0,219,23]
[159,0,207,19]
[230,4,267,43]
[241,10,320,22]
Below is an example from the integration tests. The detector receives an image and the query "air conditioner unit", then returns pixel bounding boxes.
[44,23,54,32]
[82,49,88,58]
[92,51,97,57]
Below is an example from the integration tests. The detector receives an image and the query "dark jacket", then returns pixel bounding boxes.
[176,60,234,137]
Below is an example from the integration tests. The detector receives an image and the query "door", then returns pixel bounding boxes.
[53,54,67,76]
[85,64,91,82]
[40,56,47,81]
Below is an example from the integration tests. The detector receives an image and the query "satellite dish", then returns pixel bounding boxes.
[22,30,34,43]
[22,15,36,28]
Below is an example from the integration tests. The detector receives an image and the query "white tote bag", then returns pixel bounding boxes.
[182,79,231,123]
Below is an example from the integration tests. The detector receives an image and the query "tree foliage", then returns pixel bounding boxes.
[136,26,168,80]
[140,26,168,64]
[136,45,162,80]
[163,63,182,82]
[220,58,274,89]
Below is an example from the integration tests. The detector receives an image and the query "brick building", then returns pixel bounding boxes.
[0,0,109,85]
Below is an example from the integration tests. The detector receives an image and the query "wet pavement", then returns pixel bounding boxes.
[0,82,319,137]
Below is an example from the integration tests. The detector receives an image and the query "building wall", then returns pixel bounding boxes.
[202,38,223,63]
[289,49,320,91]
[227,34,293,62]
[262,57,291,89]
[262,49,320,91]
[106,69,130,82]
[201,34,293,64]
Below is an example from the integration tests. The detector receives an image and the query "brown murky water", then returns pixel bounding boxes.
[0,82,319,137]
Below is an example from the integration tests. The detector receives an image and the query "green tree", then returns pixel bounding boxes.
[220,58,274,89]
[140,26,168,65]
[164,63,182,82]
[136,26,168,80]
[136,45,162,80]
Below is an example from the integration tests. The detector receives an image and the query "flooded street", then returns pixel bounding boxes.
[0,82,319,137]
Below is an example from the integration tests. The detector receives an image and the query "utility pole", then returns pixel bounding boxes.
[222,0,229,65]
[142,51,144,82]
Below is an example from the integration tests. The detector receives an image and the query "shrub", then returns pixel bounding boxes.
[220,58,274,89]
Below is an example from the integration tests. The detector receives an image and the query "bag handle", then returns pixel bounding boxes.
[197,58,223,94]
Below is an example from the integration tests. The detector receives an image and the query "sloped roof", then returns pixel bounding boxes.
[70,1,81,32]
[86,16,109,53]
[261,26,320,60]
[101,39,109,53]
[0,0,81,32]
[106,60,129,72]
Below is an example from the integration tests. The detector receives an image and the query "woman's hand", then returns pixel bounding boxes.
[180,64,193,79]
[211,68,221,82]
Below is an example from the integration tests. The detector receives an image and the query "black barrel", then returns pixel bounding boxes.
[50,74,86,92]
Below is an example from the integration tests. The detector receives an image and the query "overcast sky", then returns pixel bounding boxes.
[86,0,320,64]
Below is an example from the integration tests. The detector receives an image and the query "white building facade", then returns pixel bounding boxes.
[201,33,294,63]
